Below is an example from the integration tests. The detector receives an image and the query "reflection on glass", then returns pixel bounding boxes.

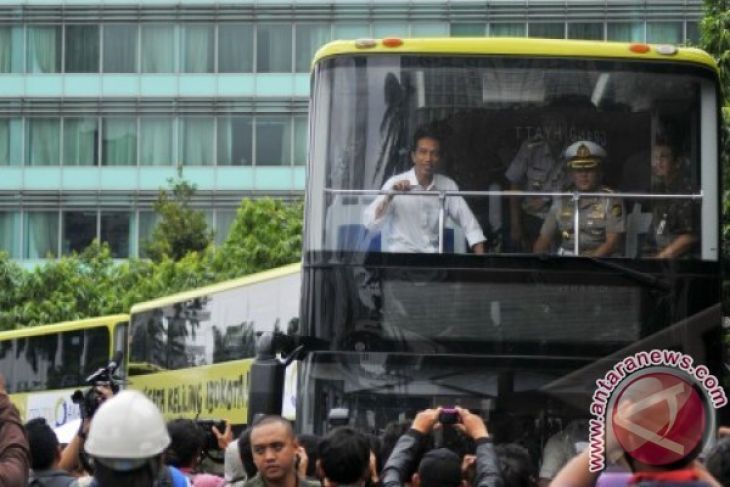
[256,116,291,165]
[0,118,22,166]
[100,212,131,258]
[138,211,160,258]
[181,117,214,165]
[183,24,214,73]
[141,24,175,73]
[62,211,96,255]
[0,212,20,258]
[0,26,23,73]
[65,25,99,73]
[218,24,253,73]
[27,26,61,73]
[140,117,173,165]
[103,24,138,73]
[257,24,292,73]
[295,24,331,73]
[25,212,59,259]
[102,118,137,166]
[26,118,60,166]
[217,116,252,165]
[63,118,98,166]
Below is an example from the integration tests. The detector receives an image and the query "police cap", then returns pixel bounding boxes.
[564,140,606,170]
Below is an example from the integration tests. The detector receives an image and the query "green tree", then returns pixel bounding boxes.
[145,178,213,262]
[700,0,730,101]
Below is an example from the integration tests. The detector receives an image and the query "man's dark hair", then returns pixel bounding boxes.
[411,127,441,152]
[297,433,321,478]
[706,438,730,486]
[417,448,462,487]
[250,414,295,440]
[25,417,58,470]
[318,426,371,484]
[495,443,537,487]
[165,419,204,468]
[237,427,257,478]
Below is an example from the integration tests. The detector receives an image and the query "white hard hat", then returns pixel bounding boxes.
[564,140,607,169]
[84,390,170,468]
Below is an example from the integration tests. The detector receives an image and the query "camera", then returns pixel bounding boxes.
[196,419,226,452]
[71,351,123,420]
[438,408,459,426]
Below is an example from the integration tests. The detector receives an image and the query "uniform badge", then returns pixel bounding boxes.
[611,204,622,218]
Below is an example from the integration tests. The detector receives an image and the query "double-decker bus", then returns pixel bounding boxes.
[127,263,300,426]
[294,36,724,452]
[0,314,128,427]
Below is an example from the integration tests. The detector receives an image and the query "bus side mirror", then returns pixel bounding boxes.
[248,333,285,424]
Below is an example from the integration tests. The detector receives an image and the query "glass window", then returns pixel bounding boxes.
[257,24,292,73]
[295,24,330,73]
[141,24,175,73]
[140,117,173,166]
[0,26,23,73]
[102,118,137,166]
[607,22,644,42]
[181,117,214,166]
[294,115,307,166]
[685,22,699,45]
[62,210,96,255]
[411,23,449,37]
[490,23,526,37]
[182,24,214,73]
[214,209,237,245]
[568,23,604,41]
[138,211,160,258]
[451,23,486,37]
[103,24,138,73]
[65,25,99,73]
[27,26,61,73]
[256,116,291,166]
[373,23,408,38]
[0,212,20,258]
[647,22,683,44]
[217,116,252,166]
[82,327,111,377]
[24,212,59,259]
[0,119,22,166]
[0,341,13,393]
[26,118,60,166]
[63,118,98,166]
[529,23,565,39]
[334,23,370,39]
[218,24,253,73]
[100,212,131,258]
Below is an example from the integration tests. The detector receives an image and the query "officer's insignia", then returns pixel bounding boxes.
[611,204,622,217]
[577,144,591,158]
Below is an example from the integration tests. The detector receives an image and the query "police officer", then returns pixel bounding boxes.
[647,141,697,259]
[533,141,625,257]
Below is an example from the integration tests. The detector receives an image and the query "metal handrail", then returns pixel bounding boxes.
[324,187,703,254]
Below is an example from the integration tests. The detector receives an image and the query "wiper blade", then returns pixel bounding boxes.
[585,256,670,291]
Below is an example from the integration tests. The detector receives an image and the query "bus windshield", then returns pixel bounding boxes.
[307,55,718,260]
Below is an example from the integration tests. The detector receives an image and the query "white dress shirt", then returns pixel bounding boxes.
[363,168,486,253]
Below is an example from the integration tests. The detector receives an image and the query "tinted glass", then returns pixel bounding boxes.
[62,211,96,255]
[218,24,253,73]
[256,116,290,165]
[257,24,291,73]
[103,24,138,73]
[65,25,99,73]
[100,212,131,258]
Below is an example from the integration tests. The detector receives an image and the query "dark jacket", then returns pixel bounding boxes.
[0,392,31,487]
[28,469,78,487]
[380,428,503,487]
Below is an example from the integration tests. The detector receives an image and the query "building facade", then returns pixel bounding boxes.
[0,0,703,263]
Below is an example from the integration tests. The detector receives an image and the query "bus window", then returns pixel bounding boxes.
[0,341,14,392]
[82,327,111,377]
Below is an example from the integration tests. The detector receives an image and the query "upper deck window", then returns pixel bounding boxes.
[307,55,718,261]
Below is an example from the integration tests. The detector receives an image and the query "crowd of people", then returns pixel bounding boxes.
[2,375,730,487]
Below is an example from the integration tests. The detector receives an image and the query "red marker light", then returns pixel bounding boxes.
[382,37,403,48]
[629,43,651,54]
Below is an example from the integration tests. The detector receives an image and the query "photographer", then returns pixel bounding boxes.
[165,418,232,487]
[381,406,503,487]
[0,372,30,486]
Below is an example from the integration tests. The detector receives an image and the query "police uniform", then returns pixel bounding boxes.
[648,175,697,254]
[539,141,626,256]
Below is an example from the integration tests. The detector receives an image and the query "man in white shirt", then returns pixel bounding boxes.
[363,129,486,253]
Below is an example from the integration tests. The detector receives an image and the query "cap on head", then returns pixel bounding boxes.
[418,448,462,487]
[564,140,606,170]
[84,390,170,470]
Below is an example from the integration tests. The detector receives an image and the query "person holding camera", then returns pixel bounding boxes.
[380,406,503,487]
[0,372,31,486]
[165,419,232,487]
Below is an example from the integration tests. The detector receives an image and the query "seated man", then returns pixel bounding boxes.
[646,140,698,258]
[533,141,625,257]
[363,128,486,254]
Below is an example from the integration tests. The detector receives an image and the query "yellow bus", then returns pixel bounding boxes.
[126,263,301,426]
[0,314,129,426]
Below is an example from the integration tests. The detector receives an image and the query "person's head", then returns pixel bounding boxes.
[565,140,606,191]
[317,427,371,486]
[413,448,463,487]
[705,437,730,486]
[411,128,442,183]
[85,390,171,487]
[297,433,321,479]
[25,417,60,470]
[495,443,538,487]
[651,141,677,179]
[249,415,299,484]
[380,420,413,465]
[165,419,204,468]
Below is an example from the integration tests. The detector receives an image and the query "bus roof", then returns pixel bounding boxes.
[312,37,718,72]
[129,262,302,314]
[0,314,129,340]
